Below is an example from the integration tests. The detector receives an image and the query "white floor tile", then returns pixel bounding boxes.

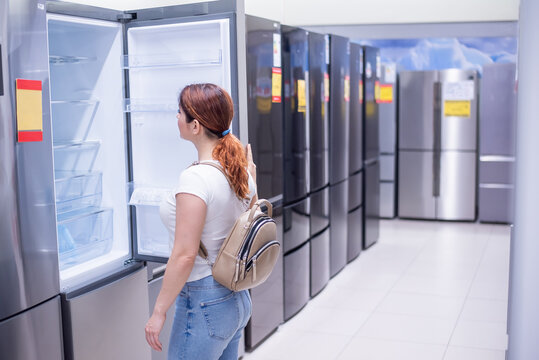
[468,278,509,301]
[292,331,352,360]
[393,273,473,297]
[309,285,388,313]
[337,338,446,360]
[376,292,465,320]
[449,320,508,350]
[356,312,457,345]
[444,346,506,360]
[460,298,508,323]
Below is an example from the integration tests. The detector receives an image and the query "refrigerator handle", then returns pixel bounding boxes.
[432,81,442,197]
[0,45,4,96]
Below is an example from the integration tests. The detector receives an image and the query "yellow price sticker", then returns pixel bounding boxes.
[297,79,306,113]
[344,75,350,102]
[272,68,282,103]
[444,100,471,117]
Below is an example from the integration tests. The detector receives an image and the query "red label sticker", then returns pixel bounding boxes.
[324,73,330,102]
[16,79,42,91]
[18,130,43,142]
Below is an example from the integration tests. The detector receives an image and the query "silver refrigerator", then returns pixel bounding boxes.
[479,63,517,224]
[398,69,478,221]
[0,1,64,358]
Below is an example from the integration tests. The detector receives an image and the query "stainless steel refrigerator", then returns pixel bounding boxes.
[308,31,331,296]
[244,14,284,349]
[0,1,63,358]
[347,42,363,261]
[398,69,478,220]
[281,25,311,320]
[329,34,350,277]
[479,63,517,224]
[2,1,248,359]
[362,46,380,249]
[378,63,398,219]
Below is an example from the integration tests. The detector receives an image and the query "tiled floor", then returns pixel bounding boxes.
[243,219,511,360]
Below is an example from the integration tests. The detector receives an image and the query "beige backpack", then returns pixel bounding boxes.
[195,162,280,291]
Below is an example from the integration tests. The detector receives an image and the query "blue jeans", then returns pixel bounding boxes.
[168,275,252,360]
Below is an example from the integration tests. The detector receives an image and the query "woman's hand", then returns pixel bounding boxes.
[145,311,166,352]
[245,143,256,182]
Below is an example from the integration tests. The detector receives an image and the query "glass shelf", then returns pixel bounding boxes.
[51,100,100,143]
[49,55,97,65]
[128,182,171,206]
[55,171,102,215]
[124,99,177,113]
[53,141,101,172]
[57,207,113,271]
[123,49,222,69]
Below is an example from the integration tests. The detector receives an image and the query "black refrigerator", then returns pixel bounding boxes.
[329,35,350,277]
[245,15,284,349]
[362,46,380,249]
[281,25,311,320]
[308,31,331,297]
[348,42,364,262]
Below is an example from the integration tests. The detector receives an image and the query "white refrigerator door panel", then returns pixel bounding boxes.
[127,18,232,260]
[437,151,476,220]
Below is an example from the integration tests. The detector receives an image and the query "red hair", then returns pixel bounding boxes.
[179,84,249,199]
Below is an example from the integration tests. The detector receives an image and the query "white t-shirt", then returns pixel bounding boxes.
[159,160,257,282]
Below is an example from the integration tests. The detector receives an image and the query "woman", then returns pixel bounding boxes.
[145,83,257,359]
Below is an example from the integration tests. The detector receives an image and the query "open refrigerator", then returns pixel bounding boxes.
[44,1,244,358]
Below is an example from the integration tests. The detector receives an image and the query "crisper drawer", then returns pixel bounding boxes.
[53,141,100,172]
[479,158,515,184]
[57,207,113,271]
[55,171,102,214]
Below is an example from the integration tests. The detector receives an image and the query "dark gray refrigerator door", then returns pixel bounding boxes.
[480,63,517,156]
[310,186,330,237]
[330,180,348,277]
[362,46,380,161]
[329,35,350,184]
[363,160,380,249]
[246,16,283,200]
[308,32,330,191]
[437,151,476,220]
[398,151,436,219]
[0,0,59,322]
[284,241,310,320]
[349,43,363,173]
[310,227,330,297]
[379,64,397,155]
[398,70,439,151]
[0,296,63,360]
[439,69,478,151]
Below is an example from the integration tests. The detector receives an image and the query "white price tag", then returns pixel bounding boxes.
[273,33,281,68]
[443,81,475,101]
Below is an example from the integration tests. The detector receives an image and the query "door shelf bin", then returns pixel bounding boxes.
[122,50,222,69]
[128,184,171,257]
[49,55,97,65]
[53,141,100,172]
[57,207,113,270]
[51,100,100,143]
[55,172,102,214]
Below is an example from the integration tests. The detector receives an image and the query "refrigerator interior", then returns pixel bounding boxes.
[47,14,130,291]
[126,18,232,260]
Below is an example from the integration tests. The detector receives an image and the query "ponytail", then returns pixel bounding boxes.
[213,133,249,199]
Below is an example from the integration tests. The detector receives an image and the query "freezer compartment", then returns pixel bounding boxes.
[398,150,436,219]
[55,171,102,214]
[479,158,515,184]
[310,228,330,297]
[50,100,99,143]
[310,187,330,237]
[246,206,284,349]
[283,198,311,254]
[0,296,63,360]
[349,171,363,210]
[380,182,396,219]
[284,241,310,320]
[62,266,150,360]
[347,206,363,262]
[479,185,514,224]
[330,180,348,277]
[53,141,100,172]
[380,154,395,181]
[57,207,113,271]
[128,183,172,259]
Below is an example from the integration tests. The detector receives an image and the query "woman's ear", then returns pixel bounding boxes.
[191,119,201,135]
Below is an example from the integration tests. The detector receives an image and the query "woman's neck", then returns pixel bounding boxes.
[195,137,219,162]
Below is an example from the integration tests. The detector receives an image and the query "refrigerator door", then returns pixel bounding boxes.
[125,16,234,262]
[363,160,380,249]
[310,227,330,297]
[362,46,380,161]
[349,43,363,174]
[1,0,59,322]
[347,206,363,262]
[329,35,350,184]
[283,198,311,253]
[437,151,476,220]
[479,185,514,223]
[379,63,397,154]
[380,182,396,218]
[309,32,330,192]
[329,180,349,277]
[148,275,175,360]
[282,26,310,203]
[284,241,310,320]
[398,70,439,151]
[0,296,63,360]
[246,16,282,201]
[310,186,330,237]
[398,151,436,219]
[439,69,478,151]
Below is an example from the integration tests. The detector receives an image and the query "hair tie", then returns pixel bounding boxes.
[221,128,231,137]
